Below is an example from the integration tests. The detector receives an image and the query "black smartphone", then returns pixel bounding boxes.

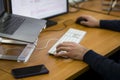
[11,64,49,78]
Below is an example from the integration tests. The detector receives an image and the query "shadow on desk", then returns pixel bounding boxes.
[74,50,120,80]
[74,68,104,80]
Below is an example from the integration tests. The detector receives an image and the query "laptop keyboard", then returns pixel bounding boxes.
[0,16,25,34]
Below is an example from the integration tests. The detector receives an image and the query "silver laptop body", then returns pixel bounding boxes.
[0,0,46,43]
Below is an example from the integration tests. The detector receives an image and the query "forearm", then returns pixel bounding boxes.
[100,20,120,32]
[83,50,120,80]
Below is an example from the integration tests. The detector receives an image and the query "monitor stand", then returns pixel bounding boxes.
[46,19,57,28]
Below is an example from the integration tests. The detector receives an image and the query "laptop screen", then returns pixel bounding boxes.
[0,0,5,16]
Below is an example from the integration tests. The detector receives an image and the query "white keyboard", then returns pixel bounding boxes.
[48,28,87,54]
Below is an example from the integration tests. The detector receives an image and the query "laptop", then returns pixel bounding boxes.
[0,0,46,43]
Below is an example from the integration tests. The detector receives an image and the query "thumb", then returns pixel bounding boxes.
[80,21,88,25]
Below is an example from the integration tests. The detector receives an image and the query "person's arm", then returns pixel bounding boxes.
[84,50,120,80]
[54,42,120,80]
[100,20,120,32]
[80,15,120,32]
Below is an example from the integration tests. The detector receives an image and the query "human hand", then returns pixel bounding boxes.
[80,15,100,28]
[54,42,89,60]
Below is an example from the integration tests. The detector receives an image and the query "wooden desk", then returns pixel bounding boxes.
[0,70,13,80]
[0,10,120,80]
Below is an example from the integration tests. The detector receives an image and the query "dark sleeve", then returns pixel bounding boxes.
[100,20,120,32]
[83,50,120,80]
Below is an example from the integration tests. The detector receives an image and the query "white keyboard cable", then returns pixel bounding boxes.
[35,38,58,50]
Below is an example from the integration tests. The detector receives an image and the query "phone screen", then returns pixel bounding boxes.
[11,64,49,78]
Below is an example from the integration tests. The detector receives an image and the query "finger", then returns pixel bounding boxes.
[80,21,89,26]
[55,51,69,57]
[56,46,70,53]
[56,42,73,48]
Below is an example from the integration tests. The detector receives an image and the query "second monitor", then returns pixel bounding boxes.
[10,0,69,27]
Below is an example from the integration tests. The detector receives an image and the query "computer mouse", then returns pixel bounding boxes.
[75,17,87,25]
